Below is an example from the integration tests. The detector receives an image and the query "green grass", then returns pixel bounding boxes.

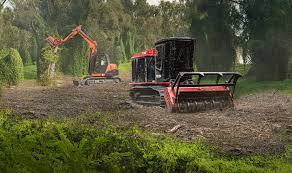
[118,62,131,73]
[235,78,292,98]
[0,110,291,173]
[24,64,37,80]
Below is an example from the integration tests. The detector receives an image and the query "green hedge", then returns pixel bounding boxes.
[0,48,24,86]
[0,110,291,173]
[38,47,59,86]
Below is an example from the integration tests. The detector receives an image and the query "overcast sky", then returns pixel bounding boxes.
[147,0,173,6]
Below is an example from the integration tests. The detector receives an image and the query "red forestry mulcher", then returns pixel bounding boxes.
[129,37,241,113]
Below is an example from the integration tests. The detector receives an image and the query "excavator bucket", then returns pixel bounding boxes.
[164,72,242,113]
[46,36,62,47]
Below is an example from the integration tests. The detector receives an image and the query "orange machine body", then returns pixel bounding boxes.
[46,25,118,78]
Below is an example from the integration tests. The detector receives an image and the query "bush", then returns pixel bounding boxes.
[38,47,59,86]
[60,43,88,76]
[0,110,291,173]
[249,40,290,81]
[0,48,24,86]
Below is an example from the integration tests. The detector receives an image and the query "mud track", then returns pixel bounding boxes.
[0,78,292,155]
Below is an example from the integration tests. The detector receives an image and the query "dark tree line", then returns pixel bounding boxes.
[187,0,292,80]
[1,0,292,81]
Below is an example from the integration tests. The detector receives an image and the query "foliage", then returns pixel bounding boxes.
[66,43,88,76]
[238,0,292,81]
[248,40,289,81]
[1,0,292,81]
[235,78,292,98]
[0,48,24,86]
[118,62,131,73]
[233,64,252,77]
[1,0,189,76]
[38,47,59,86]
[0,110,291,173]
[189,0,236,71]
[0,8,34,64]
[24,65,37,80]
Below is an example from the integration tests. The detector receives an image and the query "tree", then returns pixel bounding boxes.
[38,46,59,86]
[2,0,190,78]
[0,0,7,8]
[239,0,292,80]
[189,0,236,71]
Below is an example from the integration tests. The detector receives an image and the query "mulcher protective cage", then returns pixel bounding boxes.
[170,72,242,98]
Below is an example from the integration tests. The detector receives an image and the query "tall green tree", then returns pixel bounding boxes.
[189,0,236,71]
[239,0,292,80]
[2,0,190,77]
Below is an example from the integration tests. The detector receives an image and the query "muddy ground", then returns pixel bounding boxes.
[0,77,292,155]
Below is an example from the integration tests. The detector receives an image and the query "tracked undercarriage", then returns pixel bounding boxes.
[130,72,240,113]
[73,76,121,86]
[130,84,166,106]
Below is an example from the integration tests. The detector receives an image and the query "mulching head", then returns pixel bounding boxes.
[164,72,241,113]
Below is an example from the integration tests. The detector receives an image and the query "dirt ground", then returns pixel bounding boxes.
[0,77,292,155]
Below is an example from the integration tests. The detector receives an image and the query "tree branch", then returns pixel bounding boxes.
[228,0,242,5]
[1,0,8,8]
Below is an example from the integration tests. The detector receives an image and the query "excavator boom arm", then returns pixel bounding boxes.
[46,25,97,57]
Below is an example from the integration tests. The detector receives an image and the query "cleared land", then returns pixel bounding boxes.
[0,76,291,155]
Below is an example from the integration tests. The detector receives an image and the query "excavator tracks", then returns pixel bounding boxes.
[73,76,121,86]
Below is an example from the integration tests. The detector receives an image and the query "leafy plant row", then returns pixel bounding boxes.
[0,110,291,173]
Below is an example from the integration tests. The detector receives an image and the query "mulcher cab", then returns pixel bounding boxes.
[130,37,241,113]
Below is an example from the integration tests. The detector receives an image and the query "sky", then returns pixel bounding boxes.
[147,0,173,6]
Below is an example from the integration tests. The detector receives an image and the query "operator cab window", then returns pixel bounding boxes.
[155,45,164,81]
[132,58,146,82]
[146,57,155,82]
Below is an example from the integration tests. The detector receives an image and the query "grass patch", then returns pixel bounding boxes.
[0,110,291,173]
[235,78,292,98]
[119,62,131,73]
[24,64,37,80]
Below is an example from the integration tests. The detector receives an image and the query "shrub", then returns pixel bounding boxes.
[0,48,24,86]
[0,111,291,173]
[38,47,59,86]
[249,40,290,81]
[62,43,88,76]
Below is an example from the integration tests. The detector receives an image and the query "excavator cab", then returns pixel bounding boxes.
[90,53,119,77]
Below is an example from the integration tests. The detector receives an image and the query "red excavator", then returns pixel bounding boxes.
[46,25,121,86]
[130,37,241,113]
